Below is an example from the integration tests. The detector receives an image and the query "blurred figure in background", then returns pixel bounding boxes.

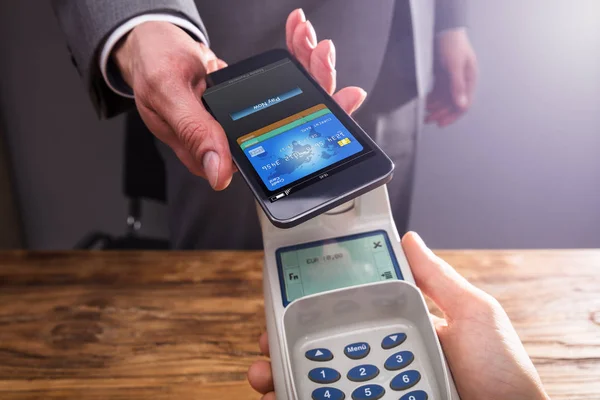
[52,0,478,249]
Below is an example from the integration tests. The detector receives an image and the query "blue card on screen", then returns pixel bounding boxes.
[238,104,364,192]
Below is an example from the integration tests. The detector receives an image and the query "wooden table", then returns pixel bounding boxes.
[0,251,599,399]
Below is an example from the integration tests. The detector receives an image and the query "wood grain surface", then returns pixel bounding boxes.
[0,250,599,399]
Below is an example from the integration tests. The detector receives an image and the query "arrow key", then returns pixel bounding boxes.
[381,332,407,350]
[305,348,334,362]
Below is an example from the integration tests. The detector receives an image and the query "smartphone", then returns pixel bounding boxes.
[202,49,394,229]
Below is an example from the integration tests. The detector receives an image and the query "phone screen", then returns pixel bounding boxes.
[203,58,373,202]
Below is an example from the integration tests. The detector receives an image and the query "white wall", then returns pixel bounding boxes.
[1,0,599,249]
[411,0,600,248]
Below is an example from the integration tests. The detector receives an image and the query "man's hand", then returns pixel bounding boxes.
[113,9,366,190]
[426,28,479,127]
[247,233,550,400]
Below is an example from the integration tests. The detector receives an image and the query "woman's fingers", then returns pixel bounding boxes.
[247,360,274,394]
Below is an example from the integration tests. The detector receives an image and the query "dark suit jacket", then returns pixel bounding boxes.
[51,0,467,119]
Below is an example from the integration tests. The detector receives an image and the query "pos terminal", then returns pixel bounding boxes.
[259,185,461,400]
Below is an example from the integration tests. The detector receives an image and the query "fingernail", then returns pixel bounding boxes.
[359,88,367,102]
[297,8,306,22]
[222,172,233,189]
[202,151,220,188]
[305,20,317,48]
[410,232,437,258]
[410,232,426,248]
[327,40,336,69]
[207,59,218,73]
[410,231,431,251]
[457,95,468,108]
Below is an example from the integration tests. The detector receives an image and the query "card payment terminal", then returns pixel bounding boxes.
[259,185,461,400]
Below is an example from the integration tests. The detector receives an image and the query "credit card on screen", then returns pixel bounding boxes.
[237,105,364,191]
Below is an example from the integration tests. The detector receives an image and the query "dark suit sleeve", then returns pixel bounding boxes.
[435,0,468,32]
[51,0,209,119]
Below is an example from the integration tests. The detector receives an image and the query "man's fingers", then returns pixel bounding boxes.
[204,57,228,74]
[247,360,274,394]
[426,98,443,112]
[261,393,276,400]
[171,144,207,178]
[138,42,234,190]
[197,43,228,73]
[259,332,270,357]
[425,107,452,124]
[309,39,336,94]
[286,9,306,56]
[159,88,234,190]
[216,59,228,70]
[402,232,478,320]
[465,57,479,106]
[437,112,462,128]
[287,12,341,98]
[136,102,208,177]
[292,19,317,70]
[449,62,470,111]
[197,42,221,72]
[332,87,367,115]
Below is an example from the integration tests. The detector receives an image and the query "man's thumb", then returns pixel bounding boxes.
[402,232,476,320]
[161,89,234,190]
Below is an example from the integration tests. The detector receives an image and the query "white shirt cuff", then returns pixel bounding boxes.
[99,13,208,99]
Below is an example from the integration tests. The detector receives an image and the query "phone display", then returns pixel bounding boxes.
[239,103,364,193]
[203,50,393,228]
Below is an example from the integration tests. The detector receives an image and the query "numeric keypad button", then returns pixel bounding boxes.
[400,390,428,400]
[347,364,379,382]
[312,387,346,400]
[351,384,385,400]
[384,350,414,371]
[390,370,421,391]
[309,367,341,384]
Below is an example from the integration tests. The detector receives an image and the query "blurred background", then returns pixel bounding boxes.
[0,0,599,250]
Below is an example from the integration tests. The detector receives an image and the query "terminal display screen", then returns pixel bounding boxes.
[276,231,403,306]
